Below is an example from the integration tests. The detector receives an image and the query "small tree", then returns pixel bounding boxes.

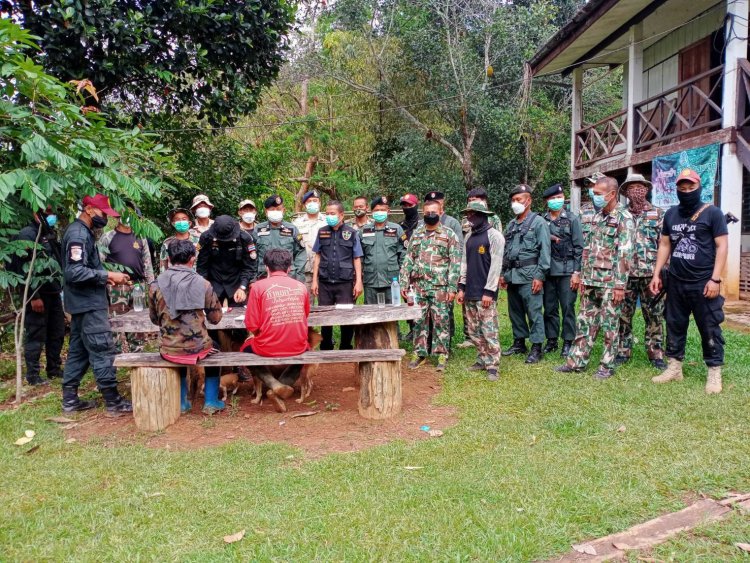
[0,21,178,402]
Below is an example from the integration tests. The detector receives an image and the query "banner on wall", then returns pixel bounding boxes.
[651,143,720,209]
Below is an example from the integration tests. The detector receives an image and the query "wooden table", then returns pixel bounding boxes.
[110,305,422,419]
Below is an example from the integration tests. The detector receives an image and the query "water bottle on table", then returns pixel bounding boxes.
[132,283,145,312]
[390,277,401,306]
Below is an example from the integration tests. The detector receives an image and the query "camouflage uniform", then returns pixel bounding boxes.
[399,224,461,358]
[159,233,200,273]
[579,203,597,246]
[567,204,635,370]
[617,204,665,361]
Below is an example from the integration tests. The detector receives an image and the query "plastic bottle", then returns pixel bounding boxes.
[407,286,415,306]
[390,277,401,306]
[132,283,144,312]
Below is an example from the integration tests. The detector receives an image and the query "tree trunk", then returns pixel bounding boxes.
[131,366,182,431]
[295,77,318,212]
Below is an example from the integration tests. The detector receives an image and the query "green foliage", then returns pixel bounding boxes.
[11,0,295,125]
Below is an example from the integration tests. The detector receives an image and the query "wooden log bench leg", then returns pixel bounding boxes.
[355,320,402,419]
[130,366,181,431]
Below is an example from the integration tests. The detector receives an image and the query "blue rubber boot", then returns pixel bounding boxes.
[202,376,225,414]
[179,374,191,413]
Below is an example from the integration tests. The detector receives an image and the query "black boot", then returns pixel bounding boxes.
[26,374,50,386]
[62,386,97,413]
[560,340,573,358]
[502,338,527,356]
[101,387,133,415]
[543,339,558,354]
[525,343,543,364]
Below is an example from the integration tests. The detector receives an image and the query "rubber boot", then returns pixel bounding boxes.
[101,387,133,415]
[180,374,192,413]
[62,386,97,412]
[525,343,543,364]
[705,366,722,394]
[651,358,684,384]
[502,338,527,356]
[202,376,226,414]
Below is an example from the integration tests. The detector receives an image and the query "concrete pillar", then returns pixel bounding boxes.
[720,0,748,299]
[570,67,583,212]
[626,22,643,172]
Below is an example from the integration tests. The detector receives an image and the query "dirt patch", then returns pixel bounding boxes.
[65,361,457,458]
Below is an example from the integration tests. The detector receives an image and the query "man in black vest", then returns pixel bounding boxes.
[312,201,364,350]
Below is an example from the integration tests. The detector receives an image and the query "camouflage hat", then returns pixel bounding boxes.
[167,207,193,222]
[586,172,606,185]
[620,173,652,192]
[190,194,214,209]
[238,199,257,210]
[460,201,494,215]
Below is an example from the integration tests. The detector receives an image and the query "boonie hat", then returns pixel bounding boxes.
[238,199,257,210]
[190,194,214,209]
[460,201,494,215]
[620,174,652,192]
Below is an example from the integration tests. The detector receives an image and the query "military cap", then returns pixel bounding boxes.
[301,189,320,204]
[509,184,532,198]
[676,168,701,186]
[542,184,564,199]
[424,191,445,202]
[620,173,652,192]
[371,196,389,208]
[467,186,488,200]
[167,207,193,222]
[238,199,257,210]
[264,194,284,209]
[586,172,606,185]
[211,215,241,242]
[460,201,494,215]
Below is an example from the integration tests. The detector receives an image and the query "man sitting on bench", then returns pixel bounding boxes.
[241,248,310,410]
[148,239,225,414]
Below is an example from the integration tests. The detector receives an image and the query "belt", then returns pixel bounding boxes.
[509,258,538,269]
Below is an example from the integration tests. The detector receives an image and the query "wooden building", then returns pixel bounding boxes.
[529,0,749,299]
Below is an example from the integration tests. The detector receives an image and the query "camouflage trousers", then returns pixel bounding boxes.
[108,283,145,353]
[464,300,501,369]
[567,286,622,370]
[617,276,664,360]
[413,288,451,357]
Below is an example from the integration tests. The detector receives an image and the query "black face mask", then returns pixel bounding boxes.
[468,214,487,229]
[91,213,108,229]
[423,212,440,226]
[676,189,702,215]
[403,206,418,220]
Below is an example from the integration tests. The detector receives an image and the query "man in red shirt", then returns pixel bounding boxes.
[242,248,310,404]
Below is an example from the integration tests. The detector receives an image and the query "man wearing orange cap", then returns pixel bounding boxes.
[649,168,728,394]
[60,194,133,414]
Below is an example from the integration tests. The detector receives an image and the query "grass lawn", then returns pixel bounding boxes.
[0,307,749,561]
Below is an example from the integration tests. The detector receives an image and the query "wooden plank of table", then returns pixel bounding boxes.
[109,304,423,333]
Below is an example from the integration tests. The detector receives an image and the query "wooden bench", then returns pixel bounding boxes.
[115,349,406,431]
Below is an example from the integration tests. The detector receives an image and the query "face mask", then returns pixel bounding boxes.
[174,220,190,233]
[305,202,320,214]
[677,188,702,212]
[195,207,211,219]
[325,214,340,227]
[627,185,649,214]
[423,212,440,226]
[588,188,595,201]
[353,209,367,218]
[403,206,418,220]
[547,198,564,211]
[267,210,283,223]
[372,211,388,223]
[592,194,607,210]
[468,214,487,229]
[511,201,526,216]
[45,214,57,228]
[91,212,108,229]
[241,212,256,224]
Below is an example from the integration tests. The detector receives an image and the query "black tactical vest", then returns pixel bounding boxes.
[318,225,356,283]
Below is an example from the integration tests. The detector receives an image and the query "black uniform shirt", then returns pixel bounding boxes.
[61,219,110,314]
[196,229,257,301]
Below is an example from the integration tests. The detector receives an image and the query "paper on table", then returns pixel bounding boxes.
[235,315,245,321]
[335,304,354,309]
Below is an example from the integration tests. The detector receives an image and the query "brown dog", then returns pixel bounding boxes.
[199,371,246,402]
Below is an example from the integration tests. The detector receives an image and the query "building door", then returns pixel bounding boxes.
[678,37,713,134]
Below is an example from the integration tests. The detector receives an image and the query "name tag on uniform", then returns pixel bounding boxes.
[280,227,292,237]
[319,231,331,239]
[362,232,376,238]
[384,228,397,237]
[606,217,618,227]
[257,231,270,236]
[646,210,659,219]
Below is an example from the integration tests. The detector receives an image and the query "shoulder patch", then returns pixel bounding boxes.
[69,243,83,262]
[342,230,352,241]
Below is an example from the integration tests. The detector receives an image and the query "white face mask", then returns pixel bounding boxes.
[511,201,526,216]
[241,212,256,224]
[267,210,284,223]
[195,207,211,219]
[305,202,320,214]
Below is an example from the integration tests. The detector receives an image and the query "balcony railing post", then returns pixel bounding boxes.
[570,67,583,212]
[625,22,643,168]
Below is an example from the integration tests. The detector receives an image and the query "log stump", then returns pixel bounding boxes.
[355,321,402,419]
[130,366,181,431]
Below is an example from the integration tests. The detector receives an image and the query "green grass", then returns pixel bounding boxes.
[1,307,749,561]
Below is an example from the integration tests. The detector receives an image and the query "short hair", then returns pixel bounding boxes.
[264,248,292,272]
[467,187,488,200]
[327,200,345,214]
[423,200,441,211]
[596,176,619,193]
[168,239,196,265]
[353,195,368,203]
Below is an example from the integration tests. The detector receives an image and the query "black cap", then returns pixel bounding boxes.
[211,215,241,242]
[542,184,564,199]
[371,196,389,208]
[424,191,445,202]
[467,187,488,200]
[301,190,320,204]
[509,184,532,197]
[264,194,284,209]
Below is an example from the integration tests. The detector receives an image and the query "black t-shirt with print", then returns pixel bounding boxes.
[662,205,727,284]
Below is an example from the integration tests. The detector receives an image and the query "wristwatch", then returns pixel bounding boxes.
[710,278,721,284]
[240,285,247,290]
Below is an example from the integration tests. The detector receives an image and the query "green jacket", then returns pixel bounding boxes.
[543,210,584,276]
[501,213,551,284]
[253,221,307,282]
[360,221,407,287]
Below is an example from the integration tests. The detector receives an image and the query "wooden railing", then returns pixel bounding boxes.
[633,65,723,150]
[574,109,627,168]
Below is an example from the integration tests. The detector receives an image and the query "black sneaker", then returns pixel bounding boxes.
[26,375,50,386]
[594,366,615,380]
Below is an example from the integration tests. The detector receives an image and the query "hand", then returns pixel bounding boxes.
[531,279,543,294]
[401,289,409,300]
[30,298,44,313]
[353,281,363,299]
[613,288,625,305]
[445,292,456,303]
[233,288,247,304]
[481,295,493,309]
[107,271,130,285]
[704,280,721,299]
[456,290,464,305]
[311,280,319,297]
[570,273,581,291]
[499,276,507,290]
[649,275,662,296]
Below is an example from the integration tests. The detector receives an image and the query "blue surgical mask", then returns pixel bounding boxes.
[305,202,320,214]
[547,198,564,211]
[592,194,607,209]
[325,215,340,227]
[372,211,388,223]
[588,188,595,200]
[45,214,58,228]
